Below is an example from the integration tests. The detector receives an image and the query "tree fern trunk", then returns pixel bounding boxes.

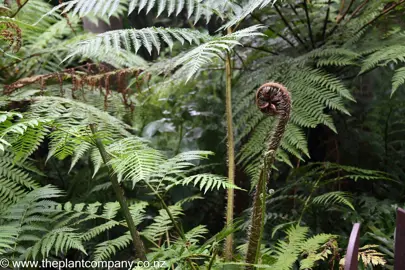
[245,83,291,269]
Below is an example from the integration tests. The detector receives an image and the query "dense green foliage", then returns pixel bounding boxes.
[1,0,405,269]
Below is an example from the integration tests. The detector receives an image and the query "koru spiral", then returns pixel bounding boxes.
[255,82,291,118]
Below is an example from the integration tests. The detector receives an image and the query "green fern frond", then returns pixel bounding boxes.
[299,234,336,269]
[0,151,40,206]
[183,225,209,244]
[360,45,405,73]
[220,0,276,30]
[66,27,210,61]
[392,66,405,96]
[29,227,87,259]
[312,191,354,210]
[0,226,19,255]
[173,25,264,81]
[142,205,184,242]
[38,0,235,24]
[107,137,164,186]
[272,226,309,270]
[180,173,243,193]
[93,232,132,261]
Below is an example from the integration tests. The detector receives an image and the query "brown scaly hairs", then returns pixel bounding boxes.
[3,64,152,111]
[245,82,291,269]
[0,21,22,53]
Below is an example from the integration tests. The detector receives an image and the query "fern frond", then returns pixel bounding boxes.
[38,0,236,24]
[142,205,184,242]
[29,227,86,259]
[312,191,354,210]
[299,235,336,269]
[392,66,405,96]
[66,27,210,61]
[174,25,264,81]
[180,173,243,193]
[220,0,276,30]
[360,45,405,73]
[272,226,309,270]
[107,137,165,187]
[93,232,132,261]
[0,226,19,255]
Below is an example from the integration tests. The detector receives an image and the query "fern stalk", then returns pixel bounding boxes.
[245,83,291,269]
[224,37,235,261]
[89,124,147,261]
[143,181,198,270]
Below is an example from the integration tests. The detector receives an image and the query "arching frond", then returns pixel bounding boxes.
[179,173,243,193]
[220,0,276,30]
[392,66,405,96]
[174,25,264,80]
[66,27,210,61]
[312,191,354,210]
[38,0,237,24]
[142,205,184,242]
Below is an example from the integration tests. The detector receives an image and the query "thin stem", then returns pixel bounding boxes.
[322,0,332,40]
[274,4,308,49]
[288,3,306,25]
[328,0,355,37]
[89,124,147,261]
[175,123,183,155]
[251,13,296,48]
[207,248,218,270]
[358,0,405,31]
[143,181,197,270]
[337,0,355,23]
[302,0,315,48]
[347,0,369,21]
[244,45,279,55]
[384,107,393,171]
[297,175,321,225]
[224,27,235,261]
[10,0,29,18]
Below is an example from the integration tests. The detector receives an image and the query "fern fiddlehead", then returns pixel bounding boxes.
[245,83,291,269]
